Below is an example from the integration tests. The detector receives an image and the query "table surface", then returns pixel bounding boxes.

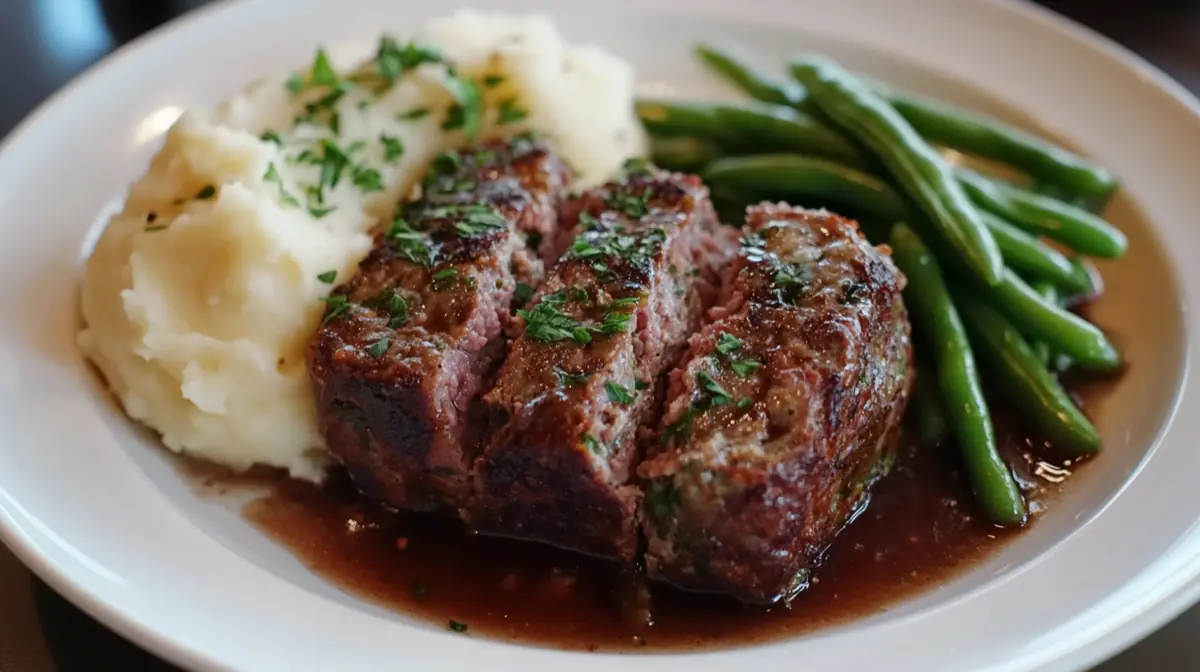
[2,0,1199,669]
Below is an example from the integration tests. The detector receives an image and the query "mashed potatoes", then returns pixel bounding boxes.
[78,11,647,480]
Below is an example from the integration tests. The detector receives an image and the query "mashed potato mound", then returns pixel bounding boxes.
[79,11,647,480]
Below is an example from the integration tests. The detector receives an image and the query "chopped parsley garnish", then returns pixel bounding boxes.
[730,359,762,377]
[595,307,633,336]
[310,48,339,87]
[581,433,604,455]
[519,301,592,345]
[351,164,383,192]
[554,368,590,388]
[430,150,461,176]
[448,620,468,633]
[737,396,754,409]
[519,290,634,346]
[372,37,443,90]
[397,107,431,121]
[431,267,458,290]
[321,294,351,324]
[453,208,506,237]
[569,286,589,303]
[605,381,635,405]
[386,218,434,266]
[578,211,602,232]
[564,226,666,278]
[284,48,355,131]
[715,332,744,356]
[442,103,468,131]
[842,281,866,304]
[607,190,652,218]
[620,157,654,178]
[496,97,529,125]
[713,330,759,377]
[380,134,404,163]
[366,337,390,359]
[635,379,649,391]
[263,162,300,207]
[482,74,505,88]
[144,224,168,232]
[773,263,812,304]
[442,76,483,140]
[314,139,353,191]
[317,270,337,284]
[569,240,604,259]
[260,130,284,145]
[386,292,410,327]
[696,371,731,407]
[366,288,410,327]
[195,184,217,200]
[308,205,336,219]
[513,282,534,306]
[608,296,641,309]
[410,580,429,600]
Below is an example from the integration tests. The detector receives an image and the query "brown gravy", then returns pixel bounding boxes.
[232,380,1107,652]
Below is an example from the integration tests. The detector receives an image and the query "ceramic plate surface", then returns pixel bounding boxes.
[1,0,1198,670]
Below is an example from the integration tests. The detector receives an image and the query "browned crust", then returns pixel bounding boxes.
[638,204,913,603]
[467,169,731,561]
[307,137,570,511]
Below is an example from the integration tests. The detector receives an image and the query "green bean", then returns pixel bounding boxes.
[890,94,1118,203]
[956,168,1127,258]
[910,363,949,447]
[889,223,1026,526]
[703,154,1093,284]
[987,269,1121,372]
[694,44,1118,203]
[635,100,722,139]
[791,57,1004,286]
[649,136,723,173]
[1068,256,1102,302]
[1027,282,1059,367]
[952,289,1101,455]
[694,44,808,108]
[1052,353,1075,373]
[702,155,906,224]
[635,99,865,165]
[980,211,1088,294]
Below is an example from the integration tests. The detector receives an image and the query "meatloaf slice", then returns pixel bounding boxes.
[639,204,913,604]
[467,165,734,561]
[307,136,570,511]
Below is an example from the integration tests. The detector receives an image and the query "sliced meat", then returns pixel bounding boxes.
[307,136,570,512]
[638,204,913,604]
[468,165,734,561]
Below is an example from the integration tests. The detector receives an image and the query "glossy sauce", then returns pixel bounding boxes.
[230,379,1108,652]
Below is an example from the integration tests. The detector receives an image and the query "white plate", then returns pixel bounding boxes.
[1,0,1198,670]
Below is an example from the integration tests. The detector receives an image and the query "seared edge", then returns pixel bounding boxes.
[468,164,734,561]
[307,136,570,511]
[639,204,912,603]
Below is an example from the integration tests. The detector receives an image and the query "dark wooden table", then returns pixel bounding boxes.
[1,0,1198,669]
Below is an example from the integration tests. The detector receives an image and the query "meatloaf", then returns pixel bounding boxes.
[467,165,734,561]
[307,136,570,511]
[638,204,912,604]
